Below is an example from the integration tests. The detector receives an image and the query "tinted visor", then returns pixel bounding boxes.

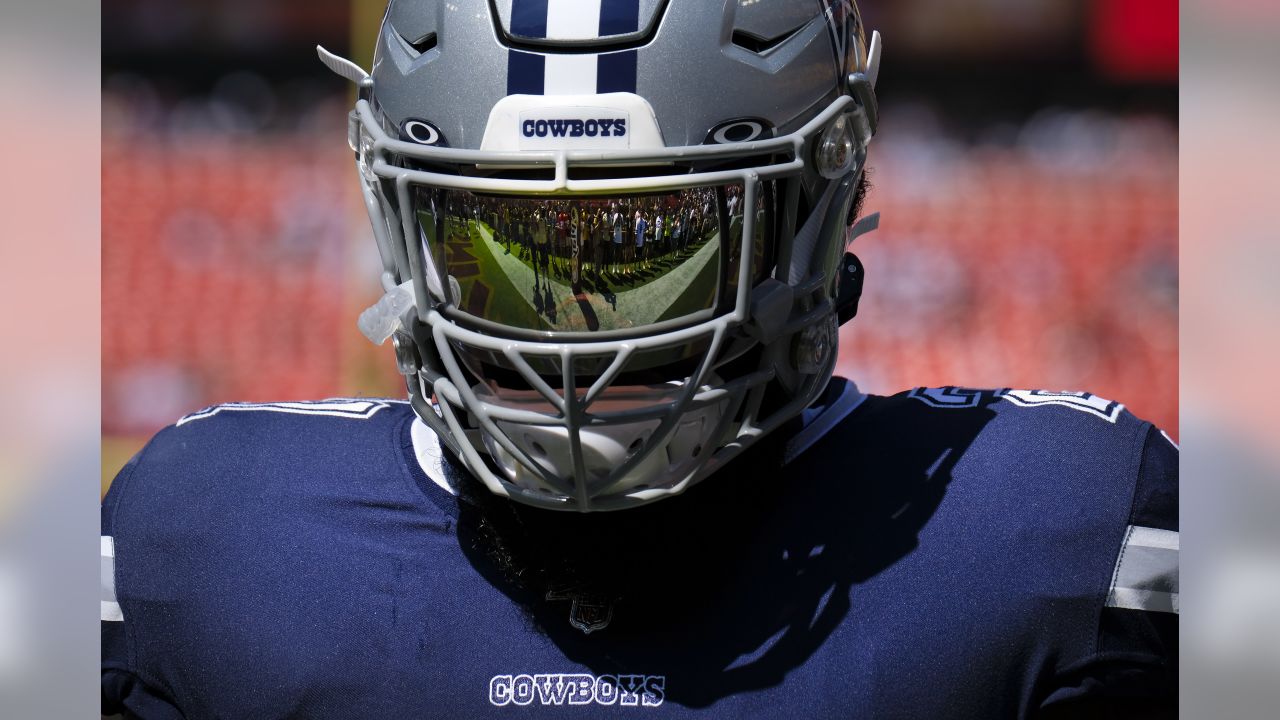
[413,184,768,336]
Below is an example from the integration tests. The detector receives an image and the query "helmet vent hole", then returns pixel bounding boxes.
[529,440,547,458]
[693,445,703,457]
[730,26,805,55]
[628,438,644,454]
[396,29,438,58]
[412,33,438,55]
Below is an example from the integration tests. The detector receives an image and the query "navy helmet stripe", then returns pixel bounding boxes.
[508,0,548,95]
[597,0,639,93]
[598,0,641,37]
[596,50,637,93]
[507,51,546,95]
[510,0,549,38]
[506,0,640,96]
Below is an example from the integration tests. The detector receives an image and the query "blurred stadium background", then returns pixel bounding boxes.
[101,0,1177,486]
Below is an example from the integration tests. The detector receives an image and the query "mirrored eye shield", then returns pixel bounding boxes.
[353,90,875,354]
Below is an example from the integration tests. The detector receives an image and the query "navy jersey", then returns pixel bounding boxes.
[101,380,1178,718]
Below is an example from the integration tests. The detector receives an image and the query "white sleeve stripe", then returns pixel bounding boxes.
[1127,525,1179,551]
[101,600,124,623]
[1106,525,1179,614]
[101,536,120,619]
[1107,587,1178,614]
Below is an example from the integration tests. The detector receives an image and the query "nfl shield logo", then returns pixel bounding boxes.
[546,586,615,634]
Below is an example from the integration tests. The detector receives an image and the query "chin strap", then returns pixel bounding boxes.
[849,211,880,243]
[835,211,880,327]
[782,378,868,466]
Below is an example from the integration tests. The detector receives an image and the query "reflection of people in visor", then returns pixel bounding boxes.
[634,211,646,273]
[414,185,761,335]
[574,206,584,285]
[610,206,624,275]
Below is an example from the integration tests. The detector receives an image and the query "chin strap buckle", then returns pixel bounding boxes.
[836,211,879,327]
[835,252,865,327]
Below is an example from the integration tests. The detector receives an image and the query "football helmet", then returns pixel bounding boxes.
[323,0,881,511]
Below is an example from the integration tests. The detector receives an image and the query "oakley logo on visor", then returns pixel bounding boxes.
[518,108,630,149]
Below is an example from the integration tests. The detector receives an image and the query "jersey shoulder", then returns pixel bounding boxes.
[844,385,1175,520]
[800,381,1178,596]
[101,398,454,718]
[823,382,1179,607]
[874,383,1174,507]
[802,382,1179,706]
[853,385,1156,465]
[102,398,419,538]
[132,396,409,471]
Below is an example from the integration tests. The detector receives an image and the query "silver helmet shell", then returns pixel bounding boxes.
[330,0,881,511]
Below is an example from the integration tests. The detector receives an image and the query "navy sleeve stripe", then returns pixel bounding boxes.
[1130,425,1179,532]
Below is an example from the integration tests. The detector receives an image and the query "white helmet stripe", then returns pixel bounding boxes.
[544,54,598,95]
[547,0,603,40]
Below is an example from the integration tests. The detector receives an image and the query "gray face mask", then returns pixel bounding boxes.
[320,0,882,511]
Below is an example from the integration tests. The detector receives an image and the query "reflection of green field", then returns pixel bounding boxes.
[438,216,549,331]
[455,219,720,333]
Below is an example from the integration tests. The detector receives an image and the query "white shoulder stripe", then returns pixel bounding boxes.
[177,399,394,426]
[1106,525,1179,614]
[1000,390,1125,423]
